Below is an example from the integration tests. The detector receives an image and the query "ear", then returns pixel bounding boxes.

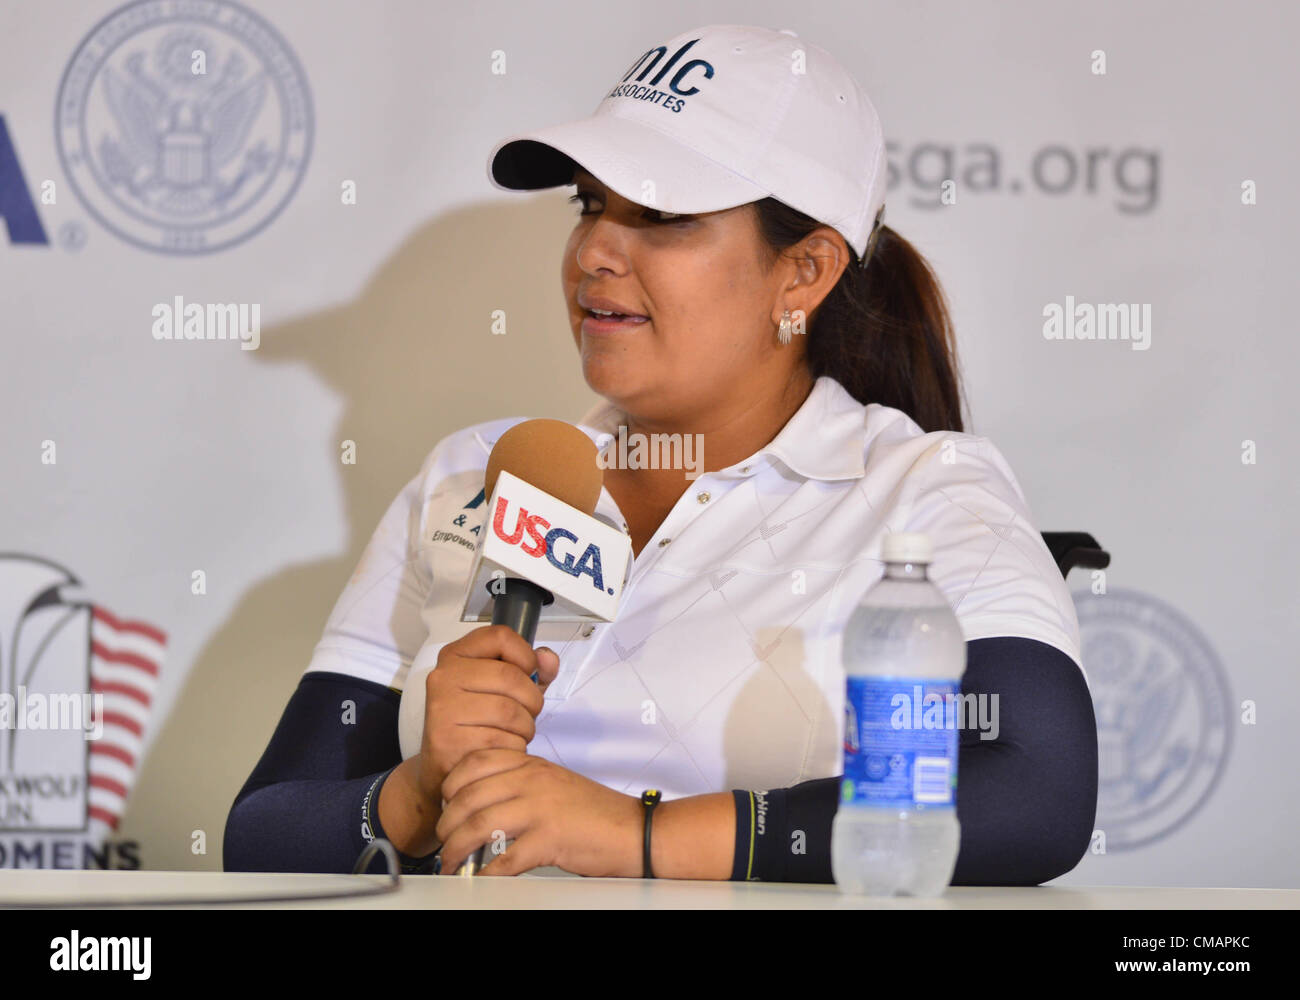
[785,227,848,317]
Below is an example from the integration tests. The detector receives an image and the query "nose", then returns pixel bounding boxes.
[575,214,629,276]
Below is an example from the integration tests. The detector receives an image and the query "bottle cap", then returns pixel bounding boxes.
[882,532,933,564]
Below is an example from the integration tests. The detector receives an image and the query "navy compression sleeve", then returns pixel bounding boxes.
[730,635,1099,885]
[223,671,437,874]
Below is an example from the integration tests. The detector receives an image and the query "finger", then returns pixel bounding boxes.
[425,724,524,791]
[438,796,534,876]
[451,692,537,742]
[437,759,533,842]
[454,624,551,680]
[447,657,545,717]
[440,747,532,804]
[477,834,539,876]
[533,647,560,687]
[441,725,527,762]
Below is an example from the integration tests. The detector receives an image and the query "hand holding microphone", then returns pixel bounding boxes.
[415,625,560,816]
[444,418,628,875]
[376,625,558,866]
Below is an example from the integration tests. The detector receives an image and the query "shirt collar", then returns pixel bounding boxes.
[576,375,867,481]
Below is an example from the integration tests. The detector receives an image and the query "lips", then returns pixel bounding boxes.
[577,293,648,320]
[582,312,649,333]
[577,292,649,335]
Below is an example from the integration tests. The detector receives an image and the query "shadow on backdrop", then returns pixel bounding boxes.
[122,191,600,870]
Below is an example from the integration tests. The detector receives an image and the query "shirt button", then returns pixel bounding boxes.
[658,538,671,547]
[740,465,751,474]
[582,624,596,637]
[696,491,711,504]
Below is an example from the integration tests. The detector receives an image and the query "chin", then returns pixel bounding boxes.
[580,356,639,405]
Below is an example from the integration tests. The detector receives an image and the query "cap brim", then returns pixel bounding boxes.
[486,113,769,214]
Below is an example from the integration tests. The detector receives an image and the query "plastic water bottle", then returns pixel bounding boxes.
[832,532,966,896]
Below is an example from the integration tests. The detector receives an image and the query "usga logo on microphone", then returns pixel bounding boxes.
[492,494,608,592]
[460,471,632,624]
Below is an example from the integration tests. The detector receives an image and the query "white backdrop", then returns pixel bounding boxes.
[1,0,1296,886]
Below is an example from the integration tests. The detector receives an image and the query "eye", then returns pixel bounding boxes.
[568,192,600,216]
[567,192,691,224]
[642,207,690,224]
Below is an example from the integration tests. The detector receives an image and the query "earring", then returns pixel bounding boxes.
[777,309,792,346]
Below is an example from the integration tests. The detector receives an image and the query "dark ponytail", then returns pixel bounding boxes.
[753,199,967,434]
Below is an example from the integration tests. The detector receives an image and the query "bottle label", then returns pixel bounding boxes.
[841,676,959,809]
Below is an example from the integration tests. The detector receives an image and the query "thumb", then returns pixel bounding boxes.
[534,646,560,686]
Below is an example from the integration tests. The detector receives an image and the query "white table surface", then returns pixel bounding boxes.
[0,869,1295,909]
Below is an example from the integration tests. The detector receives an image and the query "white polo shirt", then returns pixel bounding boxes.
[303,375,1082,801]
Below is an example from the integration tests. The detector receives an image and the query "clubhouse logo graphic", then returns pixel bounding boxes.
[0,554,166,868]
[1073,587,1231,851]
[54,0,313,254]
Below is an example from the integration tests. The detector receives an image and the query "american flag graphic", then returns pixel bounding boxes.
[2,555,168,844]
[85,606,167,832]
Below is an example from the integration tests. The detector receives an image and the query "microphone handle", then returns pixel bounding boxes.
[489,577,549,645]
[457,577,551,876]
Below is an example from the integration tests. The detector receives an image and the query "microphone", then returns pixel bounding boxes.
[454,419,631,876]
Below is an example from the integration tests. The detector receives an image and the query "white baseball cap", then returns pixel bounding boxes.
[486,24,887,262]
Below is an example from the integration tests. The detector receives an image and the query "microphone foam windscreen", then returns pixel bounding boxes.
[485,418,604,515]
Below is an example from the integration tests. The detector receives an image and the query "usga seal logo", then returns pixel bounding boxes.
[1073,587,1232,851]
[55,0,313,254]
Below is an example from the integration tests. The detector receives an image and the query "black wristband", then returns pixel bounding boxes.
[641,789,661,878]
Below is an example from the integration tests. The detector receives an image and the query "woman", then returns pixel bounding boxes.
[224,24,1097,884]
